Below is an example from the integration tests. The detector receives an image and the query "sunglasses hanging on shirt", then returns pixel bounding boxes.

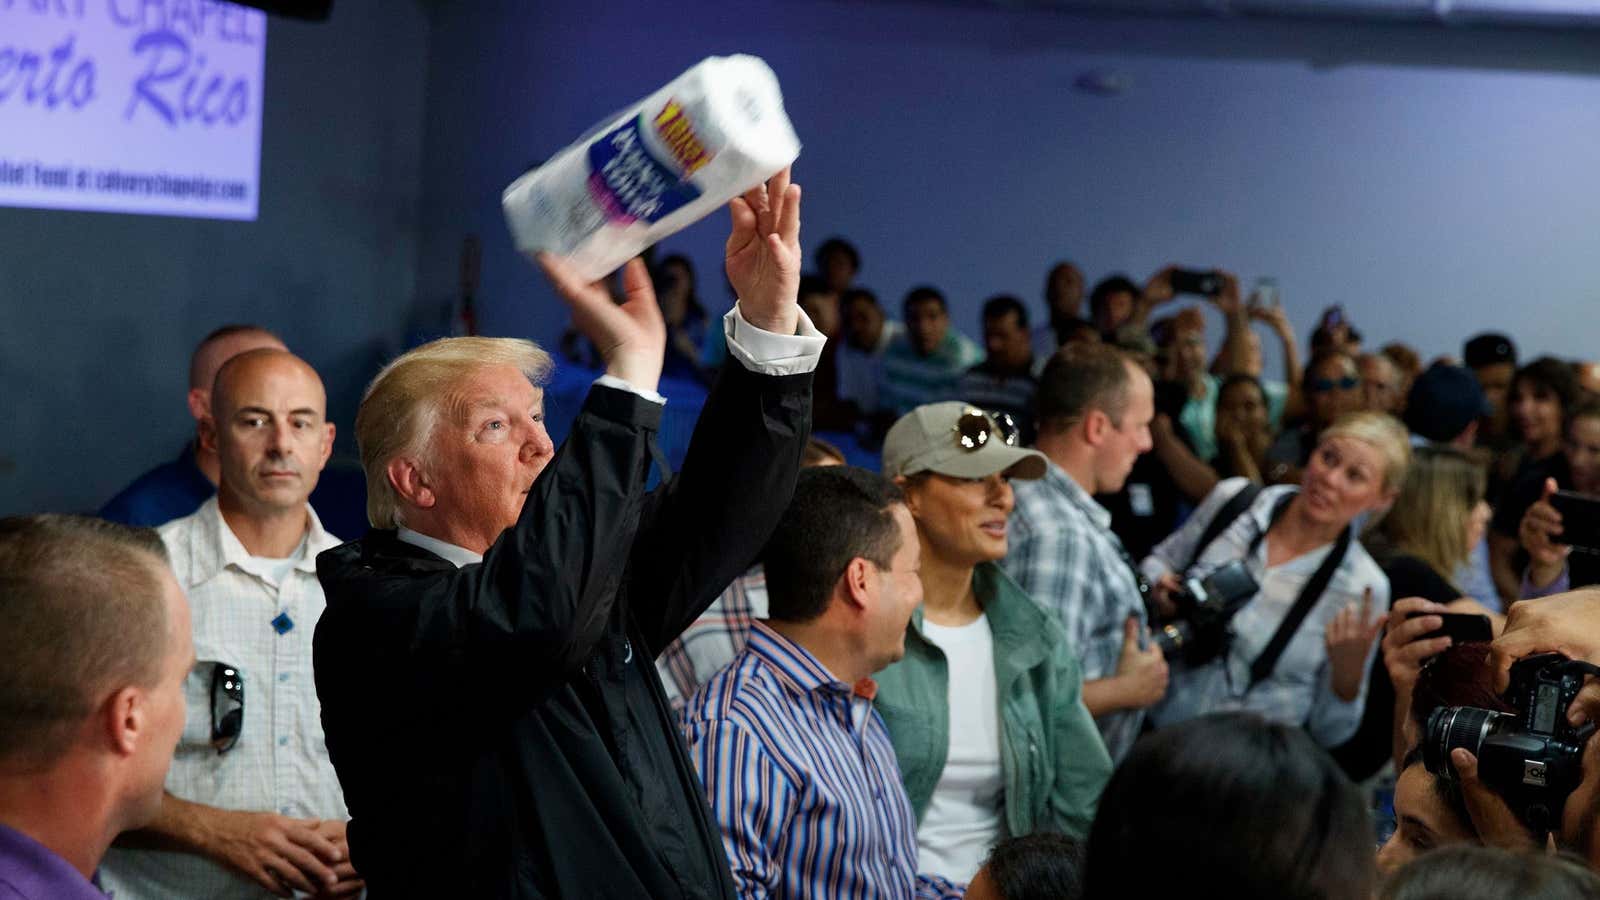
[210,664,243,755]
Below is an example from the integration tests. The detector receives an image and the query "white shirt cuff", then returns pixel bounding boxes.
[593,374,666,405]
[724,302,826,376]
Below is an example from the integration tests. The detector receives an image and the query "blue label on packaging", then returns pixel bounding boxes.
[586,114,701,225]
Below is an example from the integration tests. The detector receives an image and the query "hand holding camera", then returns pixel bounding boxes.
[1425,653,1600,839]
[1493,589,1600,727]
[1151,560,1259,665]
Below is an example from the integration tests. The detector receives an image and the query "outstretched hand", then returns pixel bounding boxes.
[538,254,666,392]
[725,166,802,335]
[1326,587,1384,701]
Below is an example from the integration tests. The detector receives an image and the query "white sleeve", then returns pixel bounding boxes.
[724,303,827,376]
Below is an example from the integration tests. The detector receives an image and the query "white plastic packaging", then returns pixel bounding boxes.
[502,54,802,281]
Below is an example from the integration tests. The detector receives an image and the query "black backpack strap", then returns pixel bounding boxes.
[1247,523,1354,688]
[1185,482,1264,572]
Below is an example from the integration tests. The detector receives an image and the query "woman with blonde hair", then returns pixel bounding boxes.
[1330,445,1492,780]
[1140,411,1410,747]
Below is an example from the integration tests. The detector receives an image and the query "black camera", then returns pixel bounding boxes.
[1423,653,1600,834]
[1152,560,1259,665]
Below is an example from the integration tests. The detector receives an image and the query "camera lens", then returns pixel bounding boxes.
[1423,706,1510,779]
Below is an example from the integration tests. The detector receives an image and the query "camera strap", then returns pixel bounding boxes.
[1245,493,1354,689]
[1184,482,1264,572]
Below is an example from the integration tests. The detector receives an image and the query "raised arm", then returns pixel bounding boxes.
[1254,301,1304,422]
[627,169,825,652]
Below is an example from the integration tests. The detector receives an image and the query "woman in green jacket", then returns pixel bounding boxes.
[874,403,1114,885]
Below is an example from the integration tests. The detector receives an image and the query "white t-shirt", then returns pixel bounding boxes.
[915,614,1005,884]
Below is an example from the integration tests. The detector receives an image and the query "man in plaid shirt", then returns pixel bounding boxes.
[1002,343,1169,762]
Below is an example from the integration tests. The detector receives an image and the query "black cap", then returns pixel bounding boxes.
[1463,333,1516,370]
[1404,363,1492,443]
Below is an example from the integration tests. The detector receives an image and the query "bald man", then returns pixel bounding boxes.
[102,349,360,900]
[101,325,287,527]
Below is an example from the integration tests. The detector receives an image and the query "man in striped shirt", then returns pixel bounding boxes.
[682,467,963,899]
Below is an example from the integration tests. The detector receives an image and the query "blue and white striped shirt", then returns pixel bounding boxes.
[682,622,964,900]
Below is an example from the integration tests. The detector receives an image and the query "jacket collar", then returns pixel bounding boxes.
[185,495,337,586]
[908,562,1052,675]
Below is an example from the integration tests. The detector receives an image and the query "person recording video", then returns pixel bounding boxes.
[1138,411,1407,746]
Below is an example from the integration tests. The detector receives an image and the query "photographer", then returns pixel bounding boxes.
[1519,399,1600,597]
[1140,412,1408,746]
[1447,588,1600,866]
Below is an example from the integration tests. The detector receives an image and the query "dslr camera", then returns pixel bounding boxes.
[1424,653,1600,834]
[1151,560,1259,665]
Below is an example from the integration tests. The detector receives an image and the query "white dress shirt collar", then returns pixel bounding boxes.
[396,526,483,568]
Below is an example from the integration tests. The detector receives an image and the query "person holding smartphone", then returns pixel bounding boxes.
[1518,399,1600,597]
[1330,445,1495,780]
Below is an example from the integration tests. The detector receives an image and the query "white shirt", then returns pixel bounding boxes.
[914,614,1005,884]
[101,497,346,900]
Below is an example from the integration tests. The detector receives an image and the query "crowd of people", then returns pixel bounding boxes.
[8,166,1600,900]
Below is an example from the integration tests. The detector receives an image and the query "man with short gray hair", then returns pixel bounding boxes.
[102,349,357,899]
[314,168,825,897]
[0,515,193,899]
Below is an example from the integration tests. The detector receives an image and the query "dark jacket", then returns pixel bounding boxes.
[313,361,812,898]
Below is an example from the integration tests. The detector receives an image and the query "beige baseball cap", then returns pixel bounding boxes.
[881,403,1047,481]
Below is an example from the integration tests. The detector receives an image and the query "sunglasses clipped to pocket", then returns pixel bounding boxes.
[210,663,243,755]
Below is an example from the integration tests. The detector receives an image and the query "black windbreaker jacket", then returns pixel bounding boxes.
[313,361,812,898]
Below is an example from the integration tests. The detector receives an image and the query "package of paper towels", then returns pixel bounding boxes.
[502,55,802,281]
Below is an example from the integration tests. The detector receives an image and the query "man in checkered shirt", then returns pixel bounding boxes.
[102,349,358,899]
[1002,343,1169,763]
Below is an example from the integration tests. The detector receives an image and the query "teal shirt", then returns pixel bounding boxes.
[874,563,1113,839]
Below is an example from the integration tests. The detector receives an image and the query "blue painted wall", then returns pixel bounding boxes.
[6,0,1600,514]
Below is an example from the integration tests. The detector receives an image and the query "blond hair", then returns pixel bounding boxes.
[1370,446,1485,588]
[1319,411,1412,494]
[356,337,553,528]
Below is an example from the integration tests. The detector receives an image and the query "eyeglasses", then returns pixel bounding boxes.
[953,408,1020,451]
[210,664,243,755]
[1308,376,1359,394]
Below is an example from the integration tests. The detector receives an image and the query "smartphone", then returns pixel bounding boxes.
[1549,490,1600,550]
[1405,611,1493,644]
[1251,277,1279,308]
[1170,268,1221,297]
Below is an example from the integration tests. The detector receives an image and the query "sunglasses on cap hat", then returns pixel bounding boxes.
[954,408,1021,451]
